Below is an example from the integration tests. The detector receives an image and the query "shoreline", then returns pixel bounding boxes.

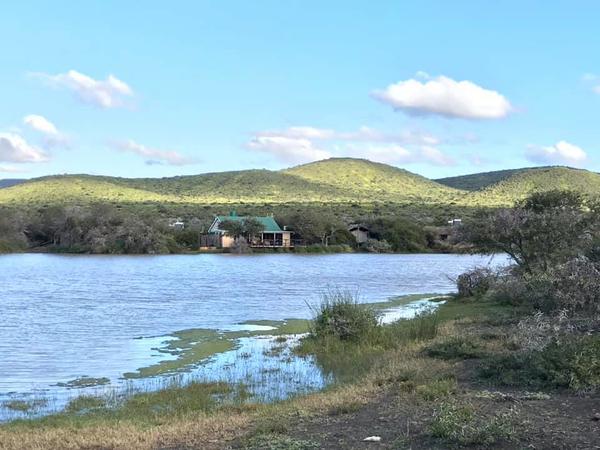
[0,294,446,423]
[1,295,596,449]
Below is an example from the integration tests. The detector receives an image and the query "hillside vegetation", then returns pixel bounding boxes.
[1,160,600,215]
[472,166,600,204]
[0,159,467,211]
[436,167,539,191]
[284,158,464,203]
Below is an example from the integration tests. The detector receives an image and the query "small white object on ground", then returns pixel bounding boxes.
[363,436,382,442]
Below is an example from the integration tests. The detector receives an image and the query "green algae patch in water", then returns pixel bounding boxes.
[241,319,311,336]
[124,320,312,379]
[55,377,110,388]
[367,293,448,310]
[124,329,236,379]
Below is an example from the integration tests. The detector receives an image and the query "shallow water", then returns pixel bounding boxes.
[0,253,506,419]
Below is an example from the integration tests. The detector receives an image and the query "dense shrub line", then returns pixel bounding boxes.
[458,190,600,394]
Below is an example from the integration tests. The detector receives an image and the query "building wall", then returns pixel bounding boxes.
[282,231,292,247]
[221,235,235,248]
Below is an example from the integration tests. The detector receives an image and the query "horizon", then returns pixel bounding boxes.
[1,2,599,180]
[0,156,587,182]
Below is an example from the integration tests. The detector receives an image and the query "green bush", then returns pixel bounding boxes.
[478,335,600,393]
[310,290,379,342]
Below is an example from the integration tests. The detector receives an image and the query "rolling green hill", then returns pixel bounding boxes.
[435,167,541,191]
[0,158,465,208]
[471,166,600,204]
[284,158,464,203]
[1,159,599,215]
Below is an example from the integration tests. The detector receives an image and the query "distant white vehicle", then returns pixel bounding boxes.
[167,218,185,230]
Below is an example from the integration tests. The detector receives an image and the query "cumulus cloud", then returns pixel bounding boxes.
[372,75,512,119]
[23,115,58,135]
[0,133,48,163]
[33,70,134,108]
[526,141,588,166]
[248,125,461,166]
[247,136,331,164]
[111,139,196,166]
[23,114,70,148]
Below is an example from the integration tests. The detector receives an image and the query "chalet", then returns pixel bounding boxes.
[206,212,293,248]
[348,224,369,244]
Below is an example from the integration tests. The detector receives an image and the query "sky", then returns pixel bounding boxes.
[1,1,599,179]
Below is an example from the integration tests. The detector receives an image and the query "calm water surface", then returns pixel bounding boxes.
[0,253,506,418]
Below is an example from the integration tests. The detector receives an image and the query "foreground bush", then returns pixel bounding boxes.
[456,267,495,298]
[478,335,600,393]
[310,290,379,341]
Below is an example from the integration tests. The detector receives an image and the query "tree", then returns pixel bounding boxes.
[242,218,265,241]
[277,210,342,246]
[365,217,427,252]
[464,190,598,273]
[218,220,245,239]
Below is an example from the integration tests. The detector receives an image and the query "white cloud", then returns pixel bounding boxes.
[33,70,134,108]
[23,114,70,148]
[248,125,461,166]
[23,115,58,136]
[247,136,331,164]
[372,75,512,119]
[0,133,48,163]
[257,125,440,146]
[111,139,196,166]
[526,140,588,166]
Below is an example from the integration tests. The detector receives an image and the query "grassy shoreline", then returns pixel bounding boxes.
[1,294,596,449]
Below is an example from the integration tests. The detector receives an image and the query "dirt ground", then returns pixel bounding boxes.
[226,385,599,449]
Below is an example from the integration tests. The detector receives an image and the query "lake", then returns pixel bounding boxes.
[0,253,506,419]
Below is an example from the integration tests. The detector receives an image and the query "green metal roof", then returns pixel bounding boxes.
[215,214,283,232]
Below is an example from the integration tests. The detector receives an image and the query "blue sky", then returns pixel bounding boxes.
[1,1,599,179]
